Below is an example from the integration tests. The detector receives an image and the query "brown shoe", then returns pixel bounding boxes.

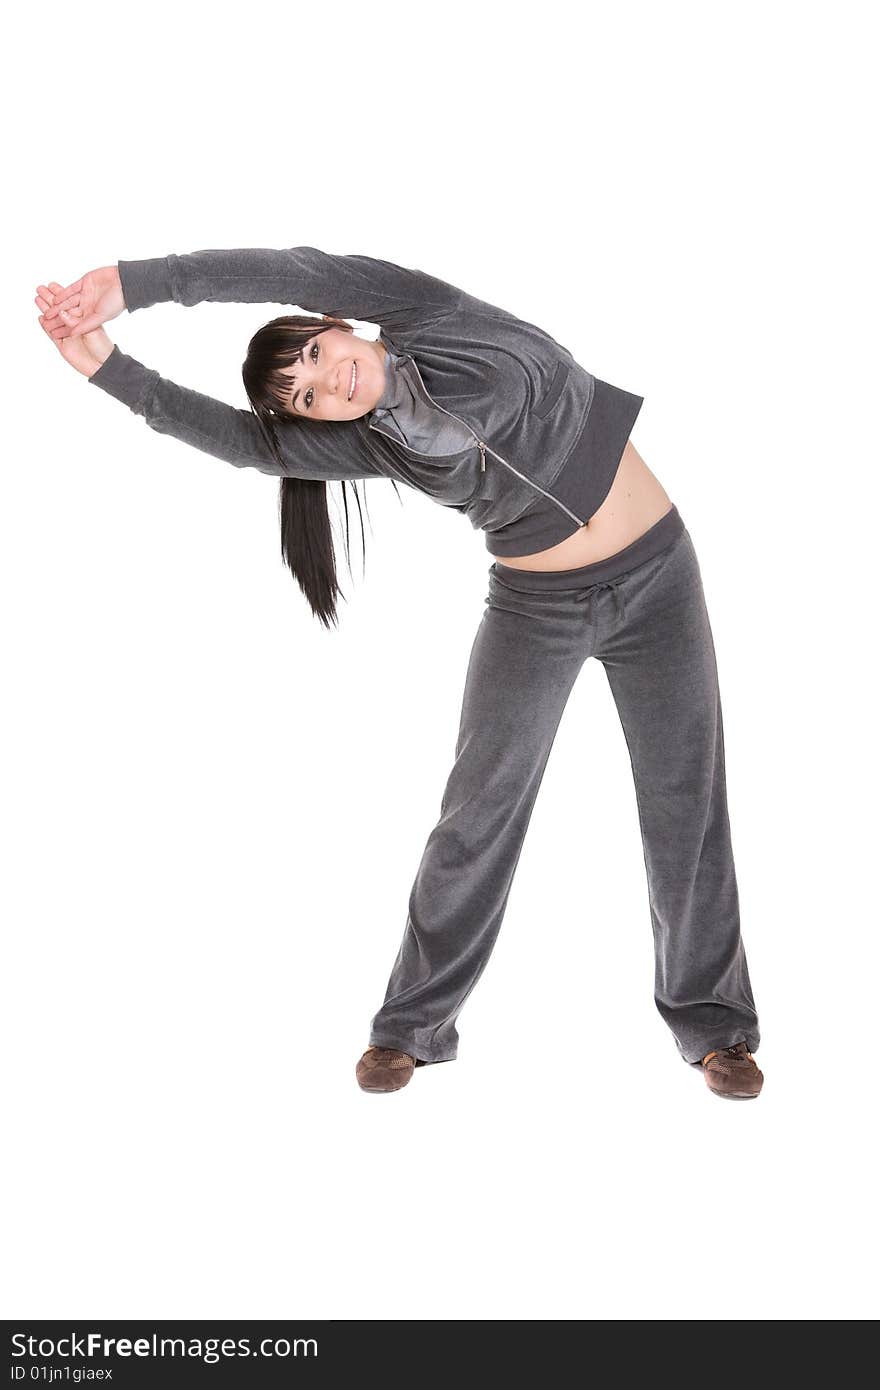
[356,1045,416,1093]
[701,1041,764,1099]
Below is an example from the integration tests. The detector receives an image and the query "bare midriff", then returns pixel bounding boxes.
[495,439,674,572]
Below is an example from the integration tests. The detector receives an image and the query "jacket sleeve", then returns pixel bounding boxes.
[117,246,464,335]
[87,345,383,482]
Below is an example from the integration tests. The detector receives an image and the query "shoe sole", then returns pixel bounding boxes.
[357,1084,412,1093]
[356,1073,414,1093]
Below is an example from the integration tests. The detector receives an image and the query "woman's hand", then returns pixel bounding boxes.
[35,265,125,341]
[37,291,115,378]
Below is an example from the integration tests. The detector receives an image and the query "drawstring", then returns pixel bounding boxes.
[576,580,626,625]
[490,573,628,625]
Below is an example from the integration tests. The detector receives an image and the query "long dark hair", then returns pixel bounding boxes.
[242,314,400,629]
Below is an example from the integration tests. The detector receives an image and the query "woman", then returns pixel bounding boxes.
[36,246,763,1100]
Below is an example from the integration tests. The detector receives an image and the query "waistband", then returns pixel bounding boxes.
[490,504,685,591]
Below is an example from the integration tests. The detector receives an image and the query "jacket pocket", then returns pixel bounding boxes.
[532,360,570,419]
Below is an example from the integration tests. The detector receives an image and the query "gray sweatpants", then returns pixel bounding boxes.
[368,506,760,1066]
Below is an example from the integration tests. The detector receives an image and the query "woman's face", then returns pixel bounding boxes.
[278,327,387,422]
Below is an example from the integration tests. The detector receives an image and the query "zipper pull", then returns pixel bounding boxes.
[477,440,486,472]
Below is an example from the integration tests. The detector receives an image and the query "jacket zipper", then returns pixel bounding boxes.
[369,353,586,526]
[476,439,585,526]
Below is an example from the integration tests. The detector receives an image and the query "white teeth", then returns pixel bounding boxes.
[348,361,357,401]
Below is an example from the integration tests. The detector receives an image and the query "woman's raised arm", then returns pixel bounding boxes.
[53,247,465,339]
[89,344,383,482]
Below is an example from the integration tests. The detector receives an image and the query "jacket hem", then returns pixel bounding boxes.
[483,376,645,556]
[491,505,684,586]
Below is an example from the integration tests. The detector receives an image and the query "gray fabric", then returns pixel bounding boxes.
[372,343,476,457]
[493,502,683,588]
[88,247,645,547]
[485,377,644,557]
[368,513,760,1066]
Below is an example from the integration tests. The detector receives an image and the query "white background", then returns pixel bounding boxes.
[4,0,877,1322]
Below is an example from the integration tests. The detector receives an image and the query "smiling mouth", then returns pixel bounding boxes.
[347,361,358,401]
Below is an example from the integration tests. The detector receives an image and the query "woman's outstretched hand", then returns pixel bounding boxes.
[37,289,116,378]
[35,265,125,340]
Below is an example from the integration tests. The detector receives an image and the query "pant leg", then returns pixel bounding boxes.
[596,528,761,1064]
[369,581,588,1064]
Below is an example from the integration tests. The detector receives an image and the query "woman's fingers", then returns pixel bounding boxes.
[37,309,65,341]
[49,276,83,302]
[35,282,80,326]
[41,313,69,342]
[41,304,103,377]
[56,308,104,338]
[38,310,73,345]
[36,283,63,313]
[35,281,66,304]
[40,295,81,321]
[38,311,70,352]
[36,271,120,343]
[47,291,82,319]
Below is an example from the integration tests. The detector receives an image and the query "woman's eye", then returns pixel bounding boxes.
[305,341,319,408]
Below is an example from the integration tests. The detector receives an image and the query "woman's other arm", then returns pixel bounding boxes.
[88,344,382,482]
[50,247,465,337]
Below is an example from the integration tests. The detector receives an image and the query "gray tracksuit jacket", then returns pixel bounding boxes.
[87,246,644,556]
